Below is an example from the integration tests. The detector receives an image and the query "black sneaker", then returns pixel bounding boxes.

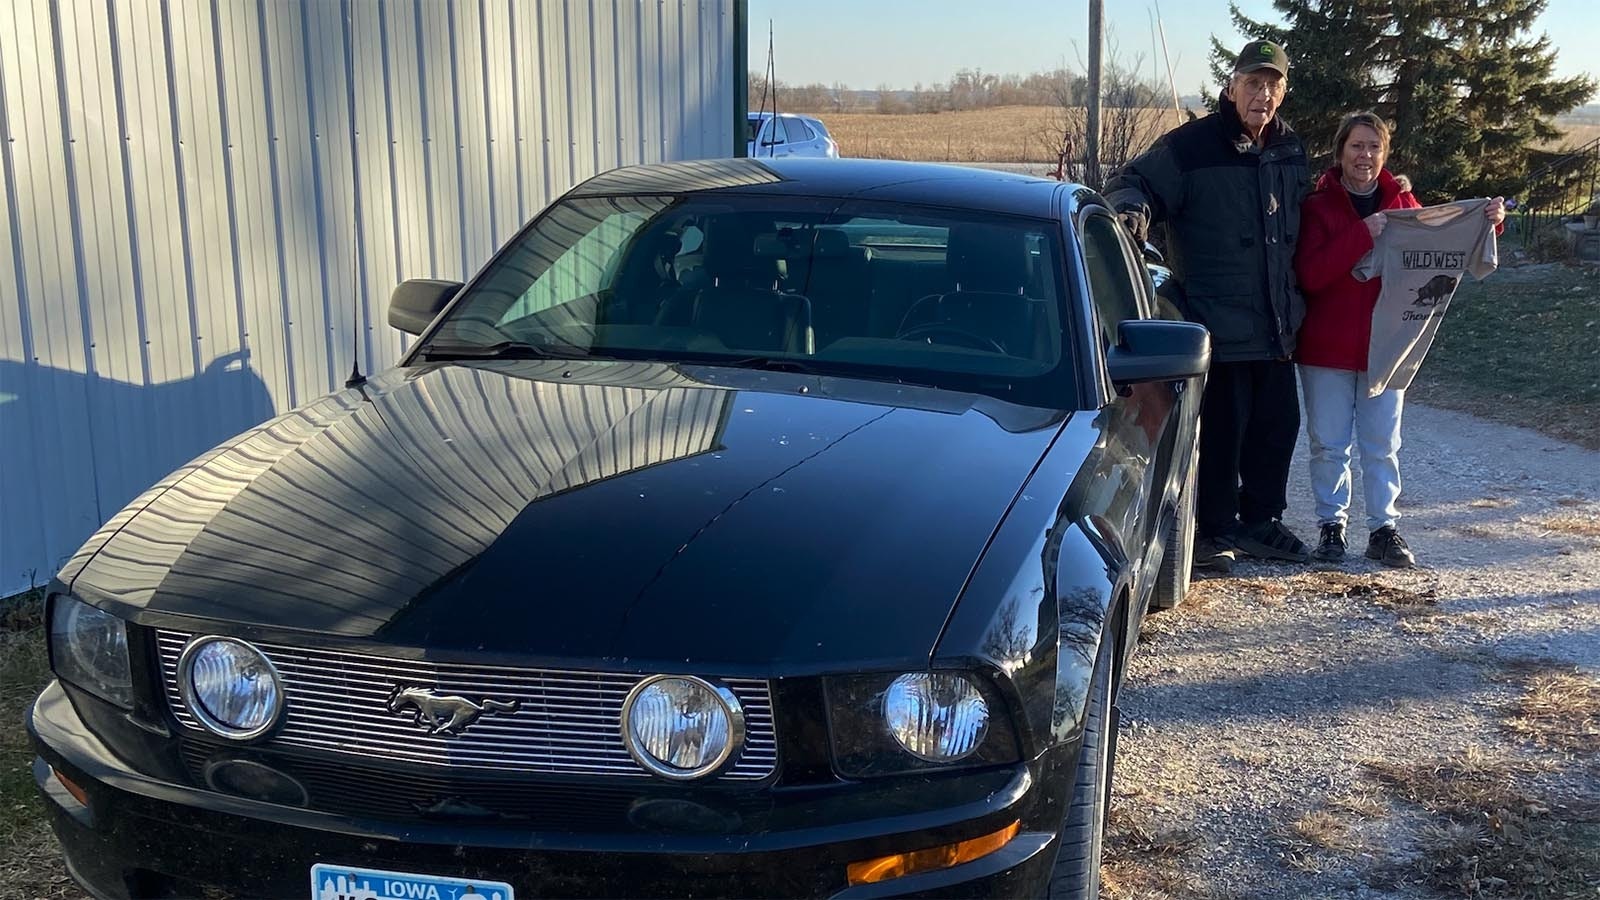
[1366,526,1416,568]
[1193,537,1237,574]
[1232,519,1311,563]
[1312,523,1346,562]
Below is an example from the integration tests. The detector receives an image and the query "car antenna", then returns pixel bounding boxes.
[343,1,366,390]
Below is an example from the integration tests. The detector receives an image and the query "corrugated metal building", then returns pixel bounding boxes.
[1,0,744,596]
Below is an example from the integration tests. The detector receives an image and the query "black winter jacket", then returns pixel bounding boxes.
[1104,95,1308,361]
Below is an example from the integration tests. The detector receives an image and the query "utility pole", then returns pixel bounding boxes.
[1086,0,1103,185]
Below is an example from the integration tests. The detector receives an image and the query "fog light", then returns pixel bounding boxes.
[203,758,308,807]
[846,820,1020,886]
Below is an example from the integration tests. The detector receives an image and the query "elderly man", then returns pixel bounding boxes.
[1105,39,1310,572]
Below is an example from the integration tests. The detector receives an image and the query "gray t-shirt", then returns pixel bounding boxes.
[1353,199,1498,396]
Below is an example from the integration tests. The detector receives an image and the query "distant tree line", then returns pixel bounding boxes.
[747,67,1165,116]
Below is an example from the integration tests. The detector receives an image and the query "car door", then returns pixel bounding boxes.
[770,118,796,157]
[1075,208,1183,612]
[791,119,820,156]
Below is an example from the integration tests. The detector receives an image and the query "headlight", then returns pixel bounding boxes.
[826,671,1018,777]
[178,637,284,741]
[883,673,990,762]
[49,595,133,709]
[622,675,745,780]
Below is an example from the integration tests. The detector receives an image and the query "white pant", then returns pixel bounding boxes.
[1299,365,1404,533]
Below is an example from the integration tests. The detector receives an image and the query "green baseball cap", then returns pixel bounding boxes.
[1233,39,1289,77]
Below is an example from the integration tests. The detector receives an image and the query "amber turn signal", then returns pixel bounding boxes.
[52,766,90,808]
[846,820,1021,886]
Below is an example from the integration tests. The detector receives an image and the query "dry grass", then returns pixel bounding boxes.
[1542,122,1600,151]
[1365,747,1600,898]
[1528,514,1600,539]
[1502,663,1600,756]
[1290,570,1440,615]
[0,589,82,900]
[1288,809,1359,852]
[1470,496,1517,509]
[823,105,1181,162]
[820,108,1599,164]
[1327,790,1389,820]
[1100,808,1210,900]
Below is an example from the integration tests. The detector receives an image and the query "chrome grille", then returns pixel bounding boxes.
[157,631,777,779]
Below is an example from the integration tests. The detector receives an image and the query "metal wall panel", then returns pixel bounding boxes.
[0,0,736,596]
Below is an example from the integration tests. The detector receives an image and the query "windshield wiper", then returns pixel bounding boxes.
[681,355,942,389]
[711,356,832,373]
[419,340,590,361]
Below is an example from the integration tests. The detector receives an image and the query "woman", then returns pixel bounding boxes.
[1293,111,1503,567]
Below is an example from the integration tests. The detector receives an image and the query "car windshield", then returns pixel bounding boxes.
[420,194,1076,404]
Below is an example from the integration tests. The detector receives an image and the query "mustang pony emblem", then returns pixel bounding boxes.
[387,686,520,735]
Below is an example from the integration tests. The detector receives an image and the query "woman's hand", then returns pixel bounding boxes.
[1364,212,1387,239]
[1485,196,1506,225]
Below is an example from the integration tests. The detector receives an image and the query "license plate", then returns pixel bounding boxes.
[312,863,516,900]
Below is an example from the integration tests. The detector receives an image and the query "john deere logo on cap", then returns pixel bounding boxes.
[1260,45,1275,58]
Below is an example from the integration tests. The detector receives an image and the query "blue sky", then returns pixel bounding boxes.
[745,0,1599,104]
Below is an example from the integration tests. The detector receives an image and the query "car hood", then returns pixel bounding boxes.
[70,361,1067,674]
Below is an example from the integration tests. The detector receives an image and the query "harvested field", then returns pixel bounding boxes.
[821,105,1182,162]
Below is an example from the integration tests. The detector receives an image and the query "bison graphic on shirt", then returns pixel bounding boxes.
[1411,274,1460,307]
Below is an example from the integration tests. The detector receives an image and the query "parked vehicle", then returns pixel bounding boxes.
[30,158,1205,899]
[747,111,840,158]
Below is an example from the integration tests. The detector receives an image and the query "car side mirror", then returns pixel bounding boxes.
[388,279,463,336]
[1105,320,1210,386]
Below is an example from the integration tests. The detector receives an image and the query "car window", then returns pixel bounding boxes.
[797,120,817,141]
[423,195,1079,407]
[1079,213,1145,349]
[500,210,652,323]
[745,117,763,143]
[773,118,793,143]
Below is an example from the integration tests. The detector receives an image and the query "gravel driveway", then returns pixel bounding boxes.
[1103,402,1600,898]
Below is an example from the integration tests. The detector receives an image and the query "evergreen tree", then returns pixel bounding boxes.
[1208,0,1595,202]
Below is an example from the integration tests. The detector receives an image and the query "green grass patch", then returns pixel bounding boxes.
[1409,263,1600,449]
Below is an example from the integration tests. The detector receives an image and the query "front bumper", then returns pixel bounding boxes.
[30,680,1062,898]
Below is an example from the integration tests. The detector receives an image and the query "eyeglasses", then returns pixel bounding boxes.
[1237,77,1286,98]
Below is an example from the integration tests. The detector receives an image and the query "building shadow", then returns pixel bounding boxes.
[0,351,276,594]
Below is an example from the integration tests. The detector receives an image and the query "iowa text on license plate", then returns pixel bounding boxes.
[311,863,516,900]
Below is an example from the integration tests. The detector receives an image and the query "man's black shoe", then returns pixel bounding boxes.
[1312,522,1346,562]
[1233,519,1311,563]
[1366,526,1416,568]
[1193,537,1237,574]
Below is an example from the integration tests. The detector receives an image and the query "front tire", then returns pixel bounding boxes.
[1150,436,1198,611]
[1047,644,1115,898]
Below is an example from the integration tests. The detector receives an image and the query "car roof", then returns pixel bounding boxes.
[566,157,1070,220]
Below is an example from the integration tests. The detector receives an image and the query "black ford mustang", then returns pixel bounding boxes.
[30,158,1206,899]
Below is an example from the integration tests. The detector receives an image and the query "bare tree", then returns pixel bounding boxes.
[874,84,906,115]
[1038,44,1169,189]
